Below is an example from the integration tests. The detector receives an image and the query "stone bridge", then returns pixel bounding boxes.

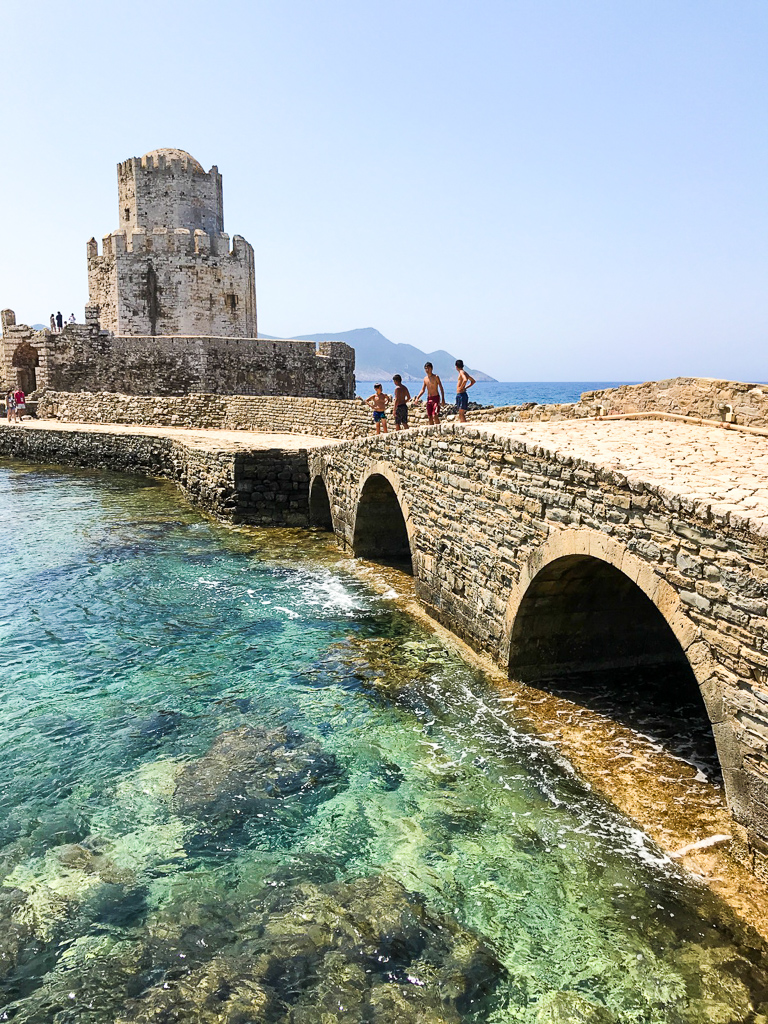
[309,417,768,873]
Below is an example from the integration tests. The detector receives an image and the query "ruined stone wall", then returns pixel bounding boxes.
[0,425,311,526]
[310,425,768,872]
[88,231,256,338]
[577,378,768,428]
[34,331,354,399]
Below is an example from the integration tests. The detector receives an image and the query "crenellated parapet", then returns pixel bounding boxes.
[88,148,256,338]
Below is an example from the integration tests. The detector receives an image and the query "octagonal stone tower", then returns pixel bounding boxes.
[88,148,257,338]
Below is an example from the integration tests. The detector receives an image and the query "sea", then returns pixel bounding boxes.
[1,461,767,1022]
[356,381,637,405]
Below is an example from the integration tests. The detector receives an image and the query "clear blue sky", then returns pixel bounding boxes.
[1,0,765,381]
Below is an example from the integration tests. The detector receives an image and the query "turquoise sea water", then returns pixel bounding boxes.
[1,462,767,1023]
[355,382,638,406]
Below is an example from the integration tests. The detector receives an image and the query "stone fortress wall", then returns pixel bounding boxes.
[29,376,768,436]
[1,313,355,400]
[2,147,358,399]
[89,149,257,338]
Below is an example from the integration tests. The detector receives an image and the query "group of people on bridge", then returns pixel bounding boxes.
[364,360,476,435]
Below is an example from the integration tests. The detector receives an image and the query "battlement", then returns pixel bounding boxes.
[117,151,220,182]
[89,230,250,259]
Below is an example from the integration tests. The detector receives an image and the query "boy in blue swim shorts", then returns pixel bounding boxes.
[365,383,391,434]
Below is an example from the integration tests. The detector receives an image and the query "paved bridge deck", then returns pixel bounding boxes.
[10,416,768,521]
[474,418,768,528]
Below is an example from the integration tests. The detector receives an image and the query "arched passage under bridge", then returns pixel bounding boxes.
[505,538,722,783]
[352,470,413,573]
[309,474,333,530]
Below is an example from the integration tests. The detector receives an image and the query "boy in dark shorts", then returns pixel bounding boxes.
[364,383,390,434]
[392,374,411,430]
[415,362,445,425]
[454,359,476,423]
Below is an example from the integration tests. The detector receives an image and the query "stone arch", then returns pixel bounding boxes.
[352,463,415,572]
[309,473,334,531]
[12,342,39,394]
[503,528,731,785]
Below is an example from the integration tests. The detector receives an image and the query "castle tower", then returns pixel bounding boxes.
[87,148,257,338]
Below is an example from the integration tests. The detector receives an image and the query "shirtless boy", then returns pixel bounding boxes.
[365,383,390,434]
[392,374,411,430]
[454,359,476,423]
[415,362,445,425]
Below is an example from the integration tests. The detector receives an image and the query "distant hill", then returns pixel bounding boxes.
[259,327,496,383]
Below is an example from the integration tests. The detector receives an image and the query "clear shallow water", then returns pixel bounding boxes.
[0,462,767,1023]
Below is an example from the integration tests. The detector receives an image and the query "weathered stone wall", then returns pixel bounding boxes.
[1,323,355,399]
[35,390,566,435]
[88,231,257,338]
[117,151,224,237]
[0,425,311,527]
[577,378,768,427]
[88,149,257,338]
[309,425,768,873]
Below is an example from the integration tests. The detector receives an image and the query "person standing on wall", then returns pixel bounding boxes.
[69,313,76,324]
[56,311,63,332]
[392,375,411,430]
[415,363,445,425]
[454,359,476,423]
[49,313,56,333]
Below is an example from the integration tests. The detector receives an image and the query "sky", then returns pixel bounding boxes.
[0,0,765,381]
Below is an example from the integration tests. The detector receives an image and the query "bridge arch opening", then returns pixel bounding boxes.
[309,475,333,530]
[353,473,413,572]
[508,553,720,781]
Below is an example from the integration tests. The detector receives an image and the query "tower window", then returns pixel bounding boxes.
[226,293,237,312]
[124,207,130,222]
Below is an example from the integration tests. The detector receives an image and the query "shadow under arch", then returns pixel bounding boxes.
[352,466,413,573]
[309,474,333,531]
[504,530,723,784]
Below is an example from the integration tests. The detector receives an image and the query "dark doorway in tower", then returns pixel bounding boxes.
[353,475,412,573]
[309,476,333,531]
[508,554,721,783]
[12,342,39,395]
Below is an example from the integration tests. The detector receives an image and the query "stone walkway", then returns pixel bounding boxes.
[5,418,340,452]
[473,418,768,527]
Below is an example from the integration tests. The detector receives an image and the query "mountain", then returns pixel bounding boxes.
[259,327,496,382]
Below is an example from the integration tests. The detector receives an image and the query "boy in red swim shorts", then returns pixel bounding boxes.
[415,362,445,425]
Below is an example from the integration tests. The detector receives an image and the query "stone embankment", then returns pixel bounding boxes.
[0,422,333,526]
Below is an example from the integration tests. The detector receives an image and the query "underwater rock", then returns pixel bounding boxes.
[171,725,343,823]
[536,990,618,1023]
[114,955,277,1024]
[0,885,37,980]
[120,872,502,1023]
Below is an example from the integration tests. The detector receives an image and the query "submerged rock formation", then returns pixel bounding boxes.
[116,873,503,1023]
[171,725,345,825]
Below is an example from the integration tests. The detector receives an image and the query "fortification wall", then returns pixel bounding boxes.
[88,230,256,337]
[578,378,768,427]
[0,425,311,526]
[32,331,354,399]
[118,153,224,237]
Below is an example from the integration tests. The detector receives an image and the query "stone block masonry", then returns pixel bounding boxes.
[0,425,313,527]
[0,321,355,400]
[309,419,768,876]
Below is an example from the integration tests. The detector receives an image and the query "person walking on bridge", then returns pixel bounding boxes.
[454,359,476,423]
